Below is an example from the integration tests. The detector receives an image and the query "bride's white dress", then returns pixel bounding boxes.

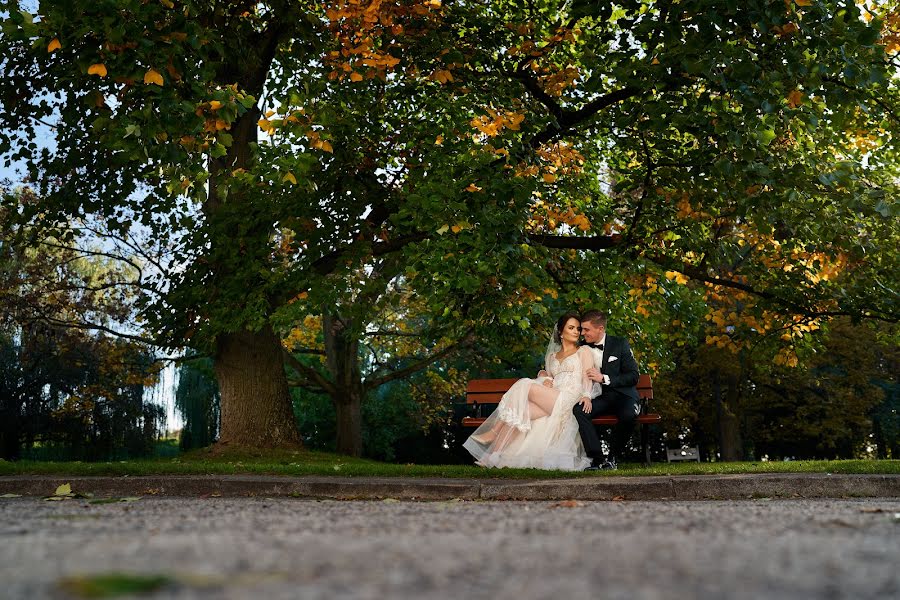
[463,346,593,470]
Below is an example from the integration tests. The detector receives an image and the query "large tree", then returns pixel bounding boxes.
[2,0,897,454]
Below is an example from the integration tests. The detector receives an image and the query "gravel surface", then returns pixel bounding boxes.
[2,497,899,599]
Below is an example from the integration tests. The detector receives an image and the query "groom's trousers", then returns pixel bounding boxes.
[573,392,640,460]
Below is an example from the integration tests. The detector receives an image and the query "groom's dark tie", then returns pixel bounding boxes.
[585,343,604,350]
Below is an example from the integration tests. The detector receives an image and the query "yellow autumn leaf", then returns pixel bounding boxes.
[319,140,334,153]
[786,89,803,108]
[283,172,297,185]
[54,483,72,496]
[208,100,223,111]
[435,135,443,145]
[542,173,557,183]
[465,183,482,192]
[794,0,812,6]
[665,270,689,284]
[434,69,454,84]
[436,224,450,234]
[350,71,364,82]
[451,224,462,234]
[144,68,164,86]
[87,63,107,77]
[47,38,61,53]
[257,119,271,129]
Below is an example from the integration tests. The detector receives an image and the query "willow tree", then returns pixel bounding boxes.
[2,0,897,454]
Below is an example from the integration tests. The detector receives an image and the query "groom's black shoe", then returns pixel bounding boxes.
[584,458,603,471]
[600,457,618,470]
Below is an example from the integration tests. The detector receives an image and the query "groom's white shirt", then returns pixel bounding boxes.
[588,335,610,399]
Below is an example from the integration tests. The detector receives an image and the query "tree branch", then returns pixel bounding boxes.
[529,86,642,148]
[526,232,624,250]
[645,255,899,323]
[282,348,336,395]
[363,331,474,392]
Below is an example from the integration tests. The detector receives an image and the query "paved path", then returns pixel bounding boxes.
[3,473,899,501]
[2,497,899,599]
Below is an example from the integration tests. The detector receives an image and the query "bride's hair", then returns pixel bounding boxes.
[554,312,582,344]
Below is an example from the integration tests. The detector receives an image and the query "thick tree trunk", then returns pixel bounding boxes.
[323,314,366,456]
[714,370,744,461]
[214,326,302,449]
[334,388,364,457]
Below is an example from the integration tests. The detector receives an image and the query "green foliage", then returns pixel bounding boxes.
[1,1,898,455]
[0,327,165,461]
[292,371,463,463]
[652,319,899,460]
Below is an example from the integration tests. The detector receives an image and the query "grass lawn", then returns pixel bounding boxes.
[1,448,898,479]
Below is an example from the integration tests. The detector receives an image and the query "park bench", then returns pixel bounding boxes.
[461,374,661,465]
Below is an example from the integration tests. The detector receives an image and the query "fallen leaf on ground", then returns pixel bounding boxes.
[552,500,583,508]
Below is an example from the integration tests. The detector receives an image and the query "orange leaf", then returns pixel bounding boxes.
[786,89,803,108]
[350,71,364,82]
[47,38,61,53]
[319,140,334,153]
[144,69,164,86]
[208,100,223,111]
[87,63,107,77]
[553,500,584,507]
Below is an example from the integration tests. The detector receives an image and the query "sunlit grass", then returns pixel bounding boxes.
[1,448,898,479]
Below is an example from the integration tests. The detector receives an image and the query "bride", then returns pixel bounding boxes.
[463,312,593,470]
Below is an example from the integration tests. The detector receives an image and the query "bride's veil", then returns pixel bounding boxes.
[544,324,562,371]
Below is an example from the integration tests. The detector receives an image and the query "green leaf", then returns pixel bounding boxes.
[756,128,776,146]
[858,26,879,46]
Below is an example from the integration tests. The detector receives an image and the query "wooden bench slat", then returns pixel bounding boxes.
[464,392,506,402]
[466,378,520,393]
[466,374,654,403]
[461,413,662,428]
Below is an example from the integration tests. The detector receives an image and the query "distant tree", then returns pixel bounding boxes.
[174,355,220,451]
[0,190,163,460]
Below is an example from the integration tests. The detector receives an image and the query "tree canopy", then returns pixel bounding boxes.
[1,0,897,454]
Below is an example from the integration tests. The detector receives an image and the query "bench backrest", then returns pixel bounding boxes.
[465,374,653,404]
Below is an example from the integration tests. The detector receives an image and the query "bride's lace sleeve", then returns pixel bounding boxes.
[577,347,594,398]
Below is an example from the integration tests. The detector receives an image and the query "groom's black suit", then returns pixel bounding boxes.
[573,335,640,462]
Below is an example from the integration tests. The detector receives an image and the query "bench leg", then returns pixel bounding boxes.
[642,423,651,466]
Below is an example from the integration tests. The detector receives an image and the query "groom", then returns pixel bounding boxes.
[574,310,640,470]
